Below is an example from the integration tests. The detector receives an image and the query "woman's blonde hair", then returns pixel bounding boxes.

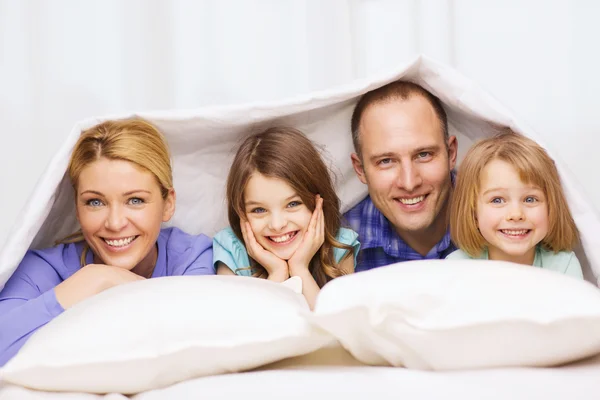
[226,127,353,287]
[60,119,173,266]
[450,130,578,256]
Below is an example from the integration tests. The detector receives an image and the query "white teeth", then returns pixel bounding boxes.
[399,195,425,205]
[270,232,294,243]
[501,229,528,236]
[105,236,136,247]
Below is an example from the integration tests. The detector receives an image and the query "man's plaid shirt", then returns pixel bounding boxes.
[344,195,456,272]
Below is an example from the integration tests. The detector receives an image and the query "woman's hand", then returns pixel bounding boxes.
[55,264,145,309]
[288,195,325,274]
[241,220,289,282]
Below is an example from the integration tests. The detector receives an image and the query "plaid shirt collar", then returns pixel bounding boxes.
[345,170,456,259]
[349,196,452,257]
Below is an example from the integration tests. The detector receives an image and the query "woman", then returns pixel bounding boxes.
[0,119,214,366]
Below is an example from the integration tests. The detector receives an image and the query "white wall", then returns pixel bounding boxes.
[1,0,599,248]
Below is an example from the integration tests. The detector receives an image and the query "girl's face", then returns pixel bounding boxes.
[476,159,549,265]
[76,157,175,273]
[243,173,313,260]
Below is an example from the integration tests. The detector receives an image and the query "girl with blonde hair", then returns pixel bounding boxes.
[213,127,360,309]
[447,130,582,278]
[0,119,214,366]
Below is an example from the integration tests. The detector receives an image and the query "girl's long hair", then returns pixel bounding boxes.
[226,127,352,287]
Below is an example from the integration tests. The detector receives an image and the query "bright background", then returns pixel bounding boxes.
[1,0,598,248]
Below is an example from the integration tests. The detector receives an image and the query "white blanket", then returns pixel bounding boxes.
[0,55,598,288]
[2,346,600,399]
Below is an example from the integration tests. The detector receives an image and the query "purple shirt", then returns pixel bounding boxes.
[0,227,214,366]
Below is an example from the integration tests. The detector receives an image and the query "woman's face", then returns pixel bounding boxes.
[75,157,175,272]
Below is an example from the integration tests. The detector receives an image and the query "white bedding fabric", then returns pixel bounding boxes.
[1,276,331,394]
[1,55,599,397]
[2,345,600,400]
[309,260,600,370]
[0,54,598,289]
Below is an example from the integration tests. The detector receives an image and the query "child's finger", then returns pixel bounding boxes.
[309,195,320,233]
[240,223,254,257]
[317,200,325,243]
[242,221,259,254]
[240,220,250,243]
[247,222,260,246]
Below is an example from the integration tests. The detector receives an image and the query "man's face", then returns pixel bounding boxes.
[351,95,457,238]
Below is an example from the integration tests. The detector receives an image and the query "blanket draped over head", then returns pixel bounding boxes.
[1,55,598,289]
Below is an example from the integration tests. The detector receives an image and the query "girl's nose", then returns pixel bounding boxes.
[268,212,288,232]
[506,204,525,221]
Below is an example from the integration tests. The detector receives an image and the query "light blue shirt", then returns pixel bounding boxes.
[213,227,360,275]
[446,246,583,279]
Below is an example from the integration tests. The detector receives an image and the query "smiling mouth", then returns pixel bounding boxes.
[395,195,427,206]
[103,235,138,248]
[268,231,298,245]
[499,229,531,238]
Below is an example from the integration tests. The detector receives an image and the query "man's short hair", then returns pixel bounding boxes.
[350,80,449,157]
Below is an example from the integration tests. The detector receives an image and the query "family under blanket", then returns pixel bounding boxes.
[0,80,583,366]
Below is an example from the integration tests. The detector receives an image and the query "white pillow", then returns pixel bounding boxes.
[0,275,332,394]
[308,259,600,370]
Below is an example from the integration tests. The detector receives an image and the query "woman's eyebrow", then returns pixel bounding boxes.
[79,190,103,196]
[79,189,151,196]
[122,190,151,196]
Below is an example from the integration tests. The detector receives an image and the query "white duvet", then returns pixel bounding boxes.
[2,345,600,400]
[1,55,598,289]
[1,55,600,398]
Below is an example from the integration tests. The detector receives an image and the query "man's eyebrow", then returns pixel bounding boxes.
[369,152,396,162]
[413,145,440,154]
[368,145,441,162]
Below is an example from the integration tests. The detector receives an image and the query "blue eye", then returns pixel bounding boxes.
[378,158,392,165]
[128,197,144,205]
[287,201,302,208]
[251,207,266,214]
[491,197,505,204]
[524,196,537,203]
[86,199,104,207]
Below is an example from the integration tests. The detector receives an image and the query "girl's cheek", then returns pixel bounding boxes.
[247,219,262,235]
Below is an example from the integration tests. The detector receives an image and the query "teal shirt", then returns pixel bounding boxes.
[213,227,360,275]
[446,247,583,279]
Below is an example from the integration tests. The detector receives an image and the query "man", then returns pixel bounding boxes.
[345,80,458,271]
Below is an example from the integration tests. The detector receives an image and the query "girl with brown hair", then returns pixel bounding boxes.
[213,127,360,309]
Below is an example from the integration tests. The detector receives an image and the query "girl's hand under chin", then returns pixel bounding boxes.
[288,195,325,274]
[241,220,289,282]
